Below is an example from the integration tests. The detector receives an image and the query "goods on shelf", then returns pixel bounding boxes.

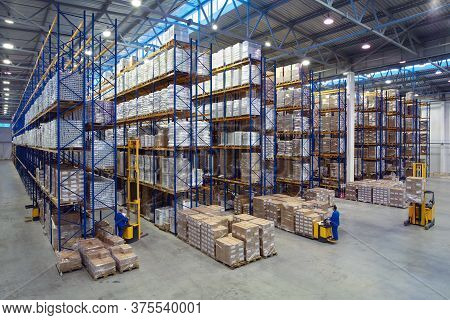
[88,176,115,209]
[240,152,261,183]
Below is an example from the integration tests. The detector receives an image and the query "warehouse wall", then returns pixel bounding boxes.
[428,101,450,174]
[0,126,12,160]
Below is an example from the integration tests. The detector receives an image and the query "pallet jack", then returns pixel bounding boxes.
[404,163,436,230]
[313,218,336,243]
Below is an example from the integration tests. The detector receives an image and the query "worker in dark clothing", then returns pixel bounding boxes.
[330,205,340,240]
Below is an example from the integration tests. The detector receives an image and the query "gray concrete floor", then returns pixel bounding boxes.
[1,159,449,300]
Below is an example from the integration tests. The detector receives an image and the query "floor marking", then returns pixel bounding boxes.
[342,227,448,299]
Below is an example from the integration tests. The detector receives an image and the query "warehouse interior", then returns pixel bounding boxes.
[0,0,449,300]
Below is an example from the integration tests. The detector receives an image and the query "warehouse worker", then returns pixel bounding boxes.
[330,205,340,241]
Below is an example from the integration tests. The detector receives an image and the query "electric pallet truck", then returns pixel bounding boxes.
[404,163,436,230]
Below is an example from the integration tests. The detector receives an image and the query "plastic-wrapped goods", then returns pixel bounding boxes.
[224,46,233,65]
[240,96,261,116]
[155,206,172,230]
[109,244,139,273]
[283,65,292,83]
[195,121,210,146]
[163,24,189,45]
[166,47,190,74]
[87,140,114,169]
[241,41,261,60]
[241,131,260,146]
[276,67,284,84]
[240,153,261,183]
[232,42,242,62]
[241,64,261,85]
[89,176,115,209]
[215,236,245,267]
[197,49,210,76]
[86,101,114,124]
[232,68,242,87]
[47,165,83,203]
[168,120,190,147]
[212,49,224,69]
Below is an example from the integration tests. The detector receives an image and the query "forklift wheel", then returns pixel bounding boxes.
[404,220,410,226]
[424,219,435,230]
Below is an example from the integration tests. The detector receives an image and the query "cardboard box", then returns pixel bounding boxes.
[215,236,245,267]
[250,218,276,257]
[109,244,139,273]
[232,221,260,261]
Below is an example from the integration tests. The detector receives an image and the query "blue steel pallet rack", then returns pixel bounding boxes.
[111,37,211,233]
[11,7,118,251]
[275,67,313,195]
[199,54,265,213]
[314,79,347,196]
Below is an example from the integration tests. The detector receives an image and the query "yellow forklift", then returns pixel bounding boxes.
[404,163,435,230]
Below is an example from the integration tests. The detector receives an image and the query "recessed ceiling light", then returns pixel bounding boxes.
[324,16,334,25]
[3,88,9,91]
[385,80,392,84]
[435,70,442,75]
[264,41,271,47]
[448,80,450,83]
[361,43,371,50]
[3,81,10,84]
[212,24,218,31]
[102,30,111,38]
[399,60,406,64]
[85,49,92,56]
[3,59,12,65]
[2,43,14,49]
[301,59,310,66]
[4,98,8,100]
[4,93,9,96]
[4,72,11,75]
[4,19,14,24]
[3,110,6,114]
[131,0,142,7]
[414,93,419,97]
[343,72,348,75]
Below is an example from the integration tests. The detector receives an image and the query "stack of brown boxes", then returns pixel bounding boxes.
[358,181,374,203]
[250,218,276,257]
[200,217,228,258]
[84,247,116,279]
[233,214,255,223]
[187,214,210,249]
[56,250,82,273]
[280,199,304,233]
[265,198,284,227]
[109,244,139,273]
[176,208,197,241]
[215,236,245,267]
[304,187,335,206]
[406,177,425,204]
[232,221,261,262]
[295,209,322,237]
[253,195,273,219]
[234,195,250,215]
[389,187,407,208]
[345,181,360,200]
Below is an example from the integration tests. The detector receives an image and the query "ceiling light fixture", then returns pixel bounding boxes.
[85,49,92,56]
[2,43,14,50]
[301,59,310,66]
[4,98,8,100]
[212,24,218,31]
[4,93,9,96]
[399,60,406,64]
[323,15,334,25]
[4,19,14,24]
[435,70,442,75]
[414,93,419,97]
[3,81,10,84]
[264,41,271,47]
[361,43,371,50]
[385,80,392,84]
[3,88,10,91]
[102,30,111,38]
[4,71,11,75]
[131,0,142,7]
[3,59,12,65]
[343,72,348,76]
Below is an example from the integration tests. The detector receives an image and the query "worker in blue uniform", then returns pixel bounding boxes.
[330,205,340,241]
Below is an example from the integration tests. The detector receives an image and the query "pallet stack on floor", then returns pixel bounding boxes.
[55,221,139,279]
[345,178,407,208]
[252,188,334,241]
[176,205,276,268]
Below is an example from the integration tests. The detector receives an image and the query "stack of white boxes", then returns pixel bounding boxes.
[89,176,115,209]
[86,140,114,169]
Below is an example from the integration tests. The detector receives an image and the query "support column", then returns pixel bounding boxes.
[346,72,355,182]
[441,101,450,173]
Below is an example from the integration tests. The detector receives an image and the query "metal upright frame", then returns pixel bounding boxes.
[12,7,118,251]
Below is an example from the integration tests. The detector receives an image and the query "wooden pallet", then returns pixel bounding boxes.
[262,251,278,259]
[118,263,140,273]
[90,269,116,281]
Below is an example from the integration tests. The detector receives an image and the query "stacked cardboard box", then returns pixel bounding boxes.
[84,248,116,279]
[294,209,322,237]
[109,244,139,273]
[266,198,284,227]
[250,218,276,257]
[406,177,425,203]
[176,209,197,241]
[281,199,304,233]
[187,214,210,249]
[233,214,255,223]
[200,217,228,257]
[215,236,245,267]
[232,221,260,262]
[358,181,374,203]
[389,187,407,208]
[345,181,361,200]
[304,187,335,207]
[56,250,82,273]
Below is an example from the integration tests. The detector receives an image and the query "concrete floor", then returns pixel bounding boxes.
[1,159,449,300]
